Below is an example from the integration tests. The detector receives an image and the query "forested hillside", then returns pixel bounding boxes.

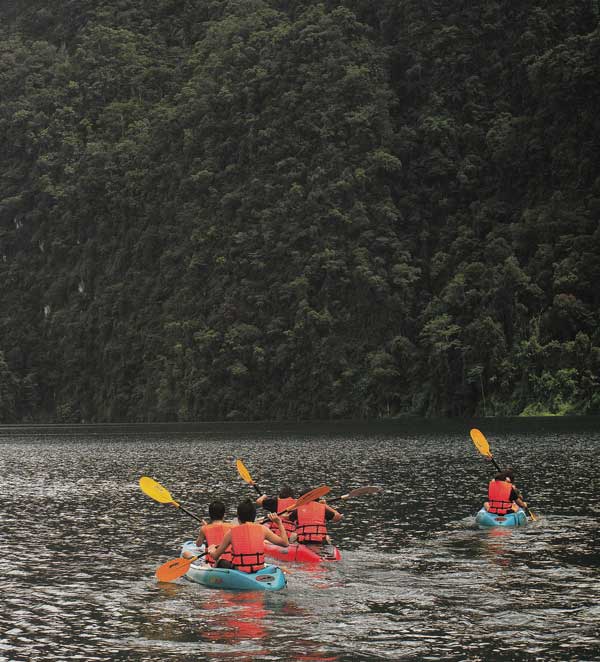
[1,0,599,422]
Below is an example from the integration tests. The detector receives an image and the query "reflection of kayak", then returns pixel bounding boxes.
[180,541,286,591]
[475,508,527,528]
[264,541,342,563]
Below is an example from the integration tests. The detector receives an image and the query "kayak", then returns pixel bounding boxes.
[264,541,342,563]
[180,541,287,591]
[475,508,527,528]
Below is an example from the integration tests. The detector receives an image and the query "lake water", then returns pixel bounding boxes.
[1,419,599,661]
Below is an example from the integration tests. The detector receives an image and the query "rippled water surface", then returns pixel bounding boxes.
[1,420,599,661]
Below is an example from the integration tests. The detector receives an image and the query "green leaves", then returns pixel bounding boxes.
[0,1,599,422]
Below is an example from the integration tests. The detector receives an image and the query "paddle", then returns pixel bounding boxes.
[156,485,330,582]
[156,549,294,581]
[236,459,262,495]
[155,552,206,582]
[139,476,204,523]
[469,429,537,521]
[326,486,383,504]
[257,485,330,523]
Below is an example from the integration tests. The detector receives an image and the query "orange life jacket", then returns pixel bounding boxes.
[230,522,265,573]
[202,522,233,566]
[267,497,296,536]
[296,501,328,543]
[487,480,514,514]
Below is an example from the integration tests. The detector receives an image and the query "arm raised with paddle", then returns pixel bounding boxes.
[469,429,537,521]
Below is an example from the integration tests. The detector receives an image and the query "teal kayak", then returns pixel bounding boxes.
[475,507,527,528]
[180,541,287,592]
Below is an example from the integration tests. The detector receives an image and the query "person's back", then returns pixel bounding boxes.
[195,501,233,565]
[487,478,513,514]
[230,520,266,573]
[295,500,328,543]
[208,499,289,573]
[256,485,296,537]
[485,470,527,514]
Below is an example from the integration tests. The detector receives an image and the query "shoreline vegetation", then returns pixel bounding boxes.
[1,2,599,424]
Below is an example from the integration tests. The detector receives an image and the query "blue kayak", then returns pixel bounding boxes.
[475,508,527,528]
[180,541,287,592]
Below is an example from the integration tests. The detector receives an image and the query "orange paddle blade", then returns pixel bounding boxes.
[290,485,330,511]
[155,556,196,582]
[470,428,492,458]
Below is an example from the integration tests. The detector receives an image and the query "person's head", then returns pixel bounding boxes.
[237,499,257,523]
[208,501,225,521]
[278,485,294,499]
[494,470,514,482]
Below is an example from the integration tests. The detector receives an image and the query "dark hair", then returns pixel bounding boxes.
[494,470,514,482]
[237,499,256,523]
[278,485,294,499]
[208,501,225,520]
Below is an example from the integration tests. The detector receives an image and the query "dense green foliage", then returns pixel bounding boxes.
[1,1,599,422]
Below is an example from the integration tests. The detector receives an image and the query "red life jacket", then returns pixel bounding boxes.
[230,522,265,573]
[487,480,514,514]
[202,522,233,566]
[267,497,296,536]
[296,501,328,543]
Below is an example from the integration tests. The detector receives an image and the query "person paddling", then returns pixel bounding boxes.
[256,485,297,538]
[484,470,528,515]
[182,500,233,566]
[208,499,289,572]
[287,492,342,545]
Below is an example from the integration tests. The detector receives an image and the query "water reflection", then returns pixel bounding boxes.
[478,527,517,567]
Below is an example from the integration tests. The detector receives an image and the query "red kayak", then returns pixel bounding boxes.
[264,541,342,563]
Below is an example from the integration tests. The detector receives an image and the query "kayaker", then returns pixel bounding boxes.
[208,499,289,572]
[287,493,342,544]
[182,500,233,566]
[256,485,297,537]
[484,470,528,514]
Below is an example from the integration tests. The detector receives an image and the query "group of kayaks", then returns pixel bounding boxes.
[178,510,527,593]
[179,540,341,592]
[143,429,537,592]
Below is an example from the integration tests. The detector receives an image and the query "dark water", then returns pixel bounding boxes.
[1,420,599,662]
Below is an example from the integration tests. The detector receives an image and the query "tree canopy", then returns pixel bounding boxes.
[1,0,599,422]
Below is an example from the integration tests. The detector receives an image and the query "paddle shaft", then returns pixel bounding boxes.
[257,505,296,524]
[257,485,330,524]
[324,495,353,504]
[172,502,204,523]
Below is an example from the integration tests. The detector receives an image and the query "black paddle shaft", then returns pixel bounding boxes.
[173,503,204,523]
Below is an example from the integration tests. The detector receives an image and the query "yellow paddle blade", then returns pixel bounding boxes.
[155,556,195,582]
[139,476,176,505]
[236,459,253,484]
[470,428,492,458]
